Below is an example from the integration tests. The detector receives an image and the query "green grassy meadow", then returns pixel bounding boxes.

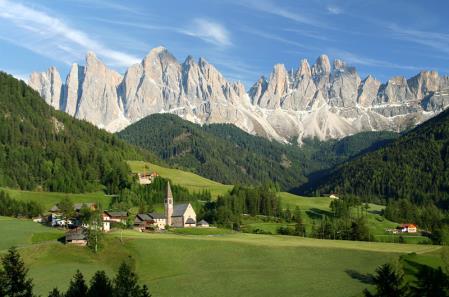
[0,216,442,297]
[127,160,233,198]
[1,187,110,210]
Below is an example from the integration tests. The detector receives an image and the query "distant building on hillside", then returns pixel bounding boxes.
[397,224,417,233]
[134,182,197,231]
[137,171,159,185]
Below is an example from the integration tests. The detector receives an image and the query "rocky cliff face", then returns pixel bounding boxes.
[28,47,449,143]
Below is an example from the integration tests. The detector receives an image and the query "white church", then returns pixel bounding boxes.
[134,182,198,230]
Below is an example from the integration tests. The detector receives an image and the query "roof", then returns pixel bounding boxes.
[172,203,190,217]
[136,214,153,221]
[400,224,417,228]
[65,230,87,241]
[185,218,196,224]
[197,220,209,225]
[104,211,128,218]
[74,203,95,211]
[50,205,60,212]
[148,212,165,220]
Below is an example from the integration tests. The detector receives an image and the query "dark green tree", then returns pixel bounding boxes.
[364,263,408,297]
[0,247,34,297]
[140,285,152,297]
[47,288,62,297]
[113,262,141,297]
[65,270,88,297]
[410,266,449,297]
[88,270,113,297]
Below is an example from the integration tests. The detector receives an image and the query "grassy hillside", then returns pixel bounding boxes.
[128,160,232,198]
[0,187,110,210]
[311,107,449,206]
[0,217,441,297]
[0,72,156,194]
[118,113,397,191]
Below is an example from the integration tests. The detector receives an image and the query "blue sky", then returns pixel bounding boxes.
[1,0,449,88]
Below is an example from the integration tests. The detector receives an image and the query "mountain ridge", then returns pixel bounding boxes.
[28,47,449,143]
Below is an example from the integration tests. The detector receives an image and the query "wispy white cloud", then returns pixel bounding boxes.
[328,49,428,71]
[0,0,140,67]
[181,18,232,47]
[283,28,334,41]
[241,27,317,51]
[326,5,343,15]
[238,0,328,28]
[92,17,232,48]
[388,24,449,55]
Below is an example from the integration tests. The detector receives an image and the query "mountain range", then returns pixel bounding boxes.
[28,47,449,142]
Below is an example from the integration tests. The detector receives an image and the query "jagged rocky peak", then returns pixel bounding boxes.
[27,47,449,143]
[28,66,62,110]
[312,54,331,76]
[297,59,311,78]
[358,75,381,107]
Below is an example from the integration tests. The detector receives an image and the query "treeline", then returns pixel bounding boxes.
[200,184,282,229]
[0,72,157,194]
[0,247,151,297]
[110,177,211,212]
[0,189,43,218]
[313,106,449,208]
[117,113,397,191]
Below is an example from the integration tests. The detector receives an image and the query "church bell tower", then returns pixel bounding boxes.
[165,181,173,226]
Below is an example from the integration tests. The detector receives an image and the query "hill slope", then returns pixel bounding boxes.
[117,113,397,190]
[311,107,449,206]
[0,72,156,193]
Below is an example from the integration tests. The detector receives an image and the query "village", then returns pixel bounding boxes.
[45,174,210,246]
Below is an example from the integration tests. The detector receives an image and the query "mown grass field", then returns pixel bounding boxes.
[1,187,110,210]
[0,217,442,297]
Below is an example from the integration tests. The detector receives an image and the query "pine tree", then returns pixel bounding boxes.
[113,262,141,297]
[364,263,408,297]
[140,284,152,297]
[88,270,113,297]
[0,247,34,297]
[48,288,62,297]
[65,270,88,297]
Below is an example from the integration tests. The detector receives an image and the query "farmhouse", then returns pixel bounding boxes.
[134,182,197,231]
[137,171,159,185]
[397,224,417,233]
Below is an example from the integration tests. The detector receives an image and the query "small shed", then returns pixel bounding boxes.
[65,230,88,246]
[197,220,210,228]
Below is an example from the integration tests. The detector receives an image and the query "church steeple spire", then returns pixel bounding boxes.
[165,181,173,226]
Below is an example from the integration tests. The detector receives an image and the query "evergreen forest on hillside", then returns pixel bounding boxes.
[117,113,397,191]
[0,72,156,194]
[313,107,449,208]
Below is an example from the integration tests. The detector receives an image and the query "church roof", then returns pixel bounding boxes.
[172,203,190,217]
[166,181,173,200]
[185,218,196,224]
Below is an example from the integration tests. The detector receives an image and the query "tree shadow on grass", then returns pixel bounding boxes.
[345,269,374,284]
[306,208,333,220]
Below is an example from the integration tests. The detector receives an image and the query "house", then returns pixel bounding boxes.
[49,202,96,214]
[65,229,87,246]
[398,224,417,233]
[102,211,128,223]
[137,171,159,185]
[197,220,210,228]
[134,182,197,230]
